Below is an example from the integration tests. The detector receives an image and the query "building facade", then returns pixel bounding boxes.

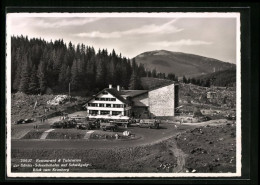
[85,86,132,117]
[84,83,179,119]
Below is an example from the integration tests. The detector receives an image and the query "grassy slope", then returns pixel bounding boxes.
[195,68,236,87]
[135,50,235,77]
[11,142,177,172]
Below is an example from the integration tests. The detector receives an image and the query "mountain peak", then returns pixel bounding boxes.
[134,50,235,78]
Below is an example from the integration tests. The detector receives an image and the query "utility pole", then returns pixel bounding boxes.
[69,82,71,102]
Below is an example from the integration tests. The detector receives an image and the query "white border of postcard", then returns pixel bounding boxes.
[6,12,241,178]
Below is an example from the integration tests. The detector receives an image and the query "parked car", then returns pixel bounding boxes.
[50,121,63,128]
[76,123,89,130]
[16,118,34,124]
[226,114,236,120]
[50,119,77,129]
[100,120,118,131]
[77,119,100,130]
[114,119,131,127]
[139,119,160,129]
[70,116,86,123]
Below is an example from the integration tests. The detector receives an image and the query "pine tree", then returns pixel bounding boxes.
[19,55,31,93]
[95,57,105,89]
[137,63,146,77]
[168,73,176,81]
[183,76,187,83]
[11,35,162,94]
[147,71,152,77]
[85,56,95,89]
[37,60,47,94]
[114,63,122,86]
[132,58,137,71]
[12,48,23,91]
[129,70,142,90]
[58,63,68,90]
[70,59,80,91]
[107,59,115,85]
[65,66,71,88]
[152,69,157,78]
[121,64,129,89]
[205,79,211,87]
[28,65,39,94]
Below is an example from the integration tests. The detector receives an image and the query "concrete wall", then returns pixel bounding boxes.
[148,84,175,117]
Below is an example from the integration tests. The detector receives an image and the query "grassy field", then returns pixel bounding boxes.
[11,142,177,173]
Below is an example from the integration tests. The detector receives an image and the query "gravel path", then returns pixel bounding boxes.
[40,129,55,139]
[169,140,187,173]
[83,130,95,139]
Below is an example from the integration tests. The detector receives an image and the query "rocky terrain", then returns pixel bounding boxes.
[175,122,236,173]
[11,92,87,123]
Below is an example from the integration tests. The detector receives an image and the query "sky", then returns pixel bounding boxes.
[7,13,238,64]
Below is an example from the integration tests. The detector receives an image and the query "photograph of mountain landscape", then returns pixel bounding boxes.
[6,12,241,178]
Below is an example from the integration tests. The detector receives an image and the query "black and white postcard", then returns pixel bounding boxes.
[6,12,241,178]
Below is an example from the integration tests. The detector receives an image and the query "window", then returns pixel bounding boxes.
[100,110,110,115]
[106,104,111,107]
[88,103,98,107]
[113,104,124,108]
[99,104,104,107]
[89,110,98,115]
[112,111,122,116]
[94,97,117,101]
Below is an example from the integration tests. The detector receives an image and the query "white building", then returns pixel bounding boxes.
[85,85,132,117]
[84,83,179,119]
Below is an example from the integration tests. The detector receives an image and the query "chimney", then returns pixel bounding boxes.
[109,84,112,89]
[117,85,121,91]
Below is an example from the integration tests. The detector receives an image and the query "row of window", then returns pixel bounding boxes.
[88,103,125,108]
[89,110,123,116]
[94,97,116,101]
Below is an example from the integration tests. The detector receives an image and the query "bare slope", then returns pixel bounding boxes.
[135,50,235,78]
[11,92,87,123]
[195,68,236,87]
[141,77,236,109]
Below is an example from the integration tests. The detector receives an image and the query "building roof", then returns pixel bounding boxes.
[141,77,178,91]
[85,88,131,105]
[148,81,177,91]
[105,88,131,104]
[120,90,148,97]
[84,82,177,105]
